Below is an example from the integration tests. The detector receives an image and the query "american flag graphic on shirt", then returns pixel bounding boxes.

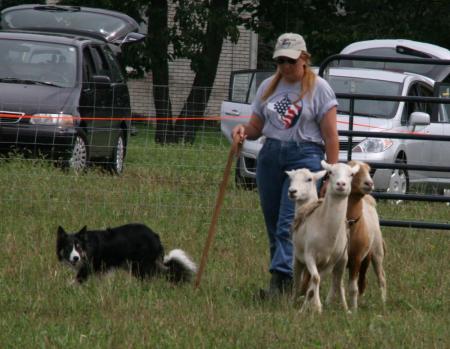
[273,95,302,128]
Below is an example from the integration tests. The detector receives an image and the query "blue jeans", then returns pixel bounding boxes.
[256,138,324,277]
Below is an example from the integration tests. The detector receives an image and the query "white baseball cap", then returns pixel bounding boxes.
[273,33,307,60]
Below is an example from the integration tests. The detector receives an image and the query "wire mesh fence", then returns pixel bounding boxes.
[0,81,261,240]
[1,81,450,235]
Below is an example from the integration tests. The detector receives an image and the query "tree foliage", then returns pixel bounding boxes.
[172,0,244,143]
[243,0,450,67]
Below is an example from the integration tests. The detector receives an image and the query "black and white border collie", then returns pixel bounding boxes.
[56,223,197,284]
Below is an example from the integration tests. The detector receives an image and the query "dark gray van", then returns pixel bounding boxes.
[0,5,144,173]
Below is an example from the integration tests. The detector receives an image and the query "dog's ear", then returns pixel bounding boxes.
[57,226,67,240]
[56,226,67,261]
[77,226,88,243]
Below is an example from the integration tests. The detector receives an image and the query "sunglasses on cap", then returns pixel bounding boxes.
[275,57,298,65]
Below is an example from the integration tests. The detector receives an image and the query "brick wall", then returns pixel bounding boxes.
[129,26,258,119]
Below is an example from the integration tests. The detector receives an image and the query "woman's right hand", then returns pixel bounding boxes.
[230,116,263,155]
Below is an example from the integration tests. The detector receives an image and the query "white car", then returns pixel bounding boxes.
[220,40,450,193]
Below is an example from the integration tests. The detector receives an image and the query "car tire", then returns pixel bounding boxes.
[387,156,409,194]
[235,158,257,190]
[69,132,88,173]
[108,131,126,175]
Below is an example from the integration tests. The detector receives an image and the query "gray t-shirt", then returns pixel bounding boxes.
[252,75,338,145]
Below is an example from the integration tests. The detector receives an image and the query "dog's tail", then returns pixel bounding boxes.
[161,249,197,283]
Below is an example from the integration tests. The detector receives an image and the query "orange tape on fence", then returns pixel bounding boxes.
[0,113,430,135]
[0,113,239,122]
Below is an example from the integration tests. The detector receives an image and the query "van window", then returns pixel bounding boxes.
[91,46,110,77]
[103,47,124,83]
[230,71,272,103]
[404,83,433,122]
[328,76,402,118]
[2,8,128,39]
[438,84,450,123]
[82,47,95,87]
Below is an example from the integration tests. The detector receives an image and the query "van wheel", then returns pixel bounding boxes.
[388,156,409,194]
[109,131,125,175]
[235,158,257,190]
[69,132,88,173]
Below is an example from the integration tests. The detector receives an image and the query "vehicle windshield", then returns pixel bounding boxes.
[0,39,77,88]
[328,75,402,119]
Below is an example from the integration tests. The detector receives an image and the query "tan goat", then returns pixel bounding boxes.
[346,160,375,310]
[359,195,387,306]
[347,160,387,307]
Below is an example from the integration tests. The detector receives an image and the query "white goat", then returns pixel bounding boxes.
[292,160,359,313]
[286,168,326,229]
[286,168,326,295]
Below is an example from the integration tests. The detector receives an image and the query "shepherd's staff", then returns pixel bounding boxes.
[194,137,242,289]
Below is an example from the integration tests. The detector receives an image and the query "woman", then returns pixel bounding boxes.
[232,33,339,299]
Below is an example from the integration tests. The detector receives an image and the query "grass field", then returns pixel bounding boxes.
[0,125,449,348]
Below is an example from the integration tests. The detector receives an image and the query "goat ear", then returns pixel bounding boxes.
[314,170,327,181]
[321,160,330,170]
[285,170,294,177]
[351,164,360,174]
[363,162,371,172]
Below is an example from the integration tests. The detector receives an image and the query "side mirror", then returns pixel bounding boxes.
[410,111,430,126]
[92,75,111,89]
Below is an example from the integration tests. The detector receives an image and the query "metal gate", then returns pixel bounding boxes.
[319,54,450,230]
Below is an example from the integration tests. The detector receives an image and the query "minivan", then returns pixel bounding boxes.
[0,5,145,173]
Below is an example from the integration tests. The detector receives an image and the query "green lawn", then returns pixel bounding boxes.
[0,124,449,348]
